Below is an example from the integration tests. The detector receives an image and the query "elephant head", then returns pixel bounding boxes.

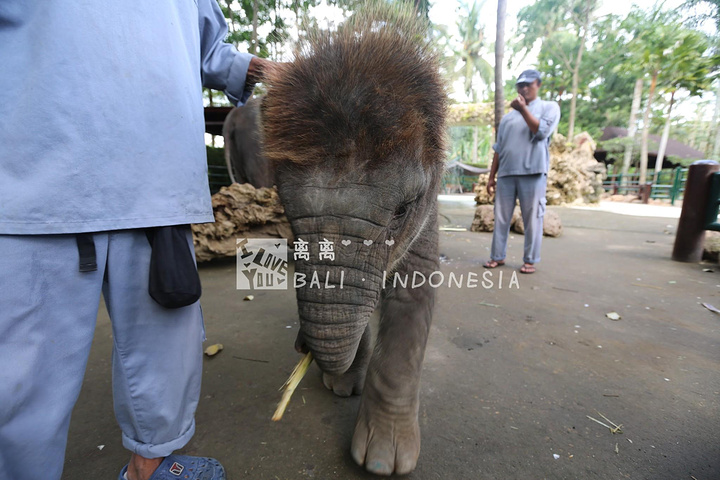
[260,3,446,377]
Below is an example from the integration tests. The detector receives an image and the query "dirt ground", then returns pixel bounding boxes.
[63,198,720,480]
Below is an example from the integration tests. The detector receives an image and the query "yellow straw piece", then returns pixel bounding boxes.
[272,352,313,421]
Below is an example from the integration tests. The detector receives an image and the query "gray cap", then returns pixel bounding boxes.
[516,69,541,85]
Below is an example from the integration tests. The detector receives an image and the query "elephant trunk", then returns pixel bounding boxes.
[294,260,382,375]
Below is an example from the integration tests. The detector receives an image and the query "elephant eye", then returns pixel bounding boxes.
[393,203,409,219]
[393,198,417,220]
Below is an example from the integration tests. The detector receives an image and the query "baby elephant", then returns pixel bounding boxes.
[261,3,447,475]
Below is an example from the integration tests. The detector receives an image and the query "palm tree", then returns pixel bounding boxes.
[495,0,507,136]
[454,1,494,102]
[624,7,684,186]
[447,1,494,163]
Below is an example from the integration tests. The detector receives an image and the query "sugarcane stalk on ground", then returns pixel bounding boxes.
[272,352,313,421]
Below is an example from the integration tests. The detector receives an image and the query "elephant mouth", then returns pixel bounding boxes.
[294,330,309,354]
[293,318,367,375]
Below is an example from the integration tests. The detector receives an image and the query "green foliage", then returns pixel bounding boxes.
[436,1,493,102]
[681,0,720,30]
[206,145,226,167]
[448,125,494,166]
[512,1,718,143]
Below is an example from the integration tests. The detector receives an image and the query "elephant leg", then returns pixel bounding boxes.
[322,322,372,397]
[351,220,438,476]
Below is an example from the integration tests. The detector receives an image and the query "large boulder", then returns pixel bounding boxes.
[704,231,720,262]
[192,183,292,262]
[474,173,493,205]
[512,209,563,237]
[547,132,606,205]
[470,204,495,232]
[470,205,562,237]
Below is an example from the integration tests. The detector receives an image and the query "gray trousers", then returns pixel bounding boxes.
[491,173,547,264]
[0,230,205,480]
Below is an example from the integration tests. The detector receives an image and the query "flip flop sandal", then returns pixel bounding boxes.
[520,264,536,274]
[483,260,505,269]
[118,455,226,480]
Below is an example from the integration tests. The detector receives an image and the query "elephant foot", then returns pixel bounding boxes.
[350,396,420,476]
[322,368,365,397]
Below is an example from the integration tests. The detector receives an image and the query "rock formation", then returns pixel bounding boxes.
[192,183,292,262]
[470,205,562,237]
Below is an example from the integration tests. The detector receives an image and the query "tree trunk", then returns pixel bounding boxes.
[639,72,658,186]
[621,78,643,187]
[653,90,675,184]
[251,0,258,55]
[226,0,236,35]
[567,6,591,141]
[473,127,479,164]
[712,82,720,159]
[494,0,507,138]
[689,102,703,150]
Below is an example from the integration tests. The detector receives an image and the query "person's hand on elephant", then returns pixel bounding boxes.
[247,56,278,84]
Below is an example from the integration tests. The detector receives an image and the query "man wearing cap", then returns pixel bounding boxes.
[484,69,560,274]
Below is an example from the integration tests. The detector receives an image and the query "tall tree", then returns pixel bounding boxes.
[515,0,599,141]
[713,82,720,158]
[652,29,718,181]
[494,0,507,137]
[453,1,494,102]
[682,0,720,30]
[446,1,493,163]
[623,7,684,186]
[621,79,643,184]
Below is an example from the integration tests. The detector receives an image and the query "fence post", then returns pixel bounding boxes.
[670,167,681,205]
[672,160,720,262]
[639,182,652,203]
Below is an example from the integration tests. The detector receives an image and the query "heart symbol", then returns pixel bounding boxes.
[274,243,281,249]
[243,263,251,268]
[385,239,395,246]
[341,239,351,246]
[363,240,373,246]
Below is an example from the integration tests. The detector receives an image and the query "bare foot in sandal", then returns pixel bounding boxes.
[520,263,535,274]
[483,259,505,268]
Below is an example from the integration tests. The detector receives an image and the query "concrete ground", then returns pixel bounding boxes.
[64,198,720,480]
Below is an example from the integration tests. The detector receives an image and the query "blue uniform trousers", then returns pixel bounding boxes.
[0,230,204,480]
[491,173,547,264]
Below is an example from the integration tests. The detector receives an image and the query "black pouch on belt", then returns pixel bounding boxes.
[145,225,202,308]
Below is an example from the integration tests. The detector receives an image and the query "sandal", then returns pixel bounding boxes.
[520,263,536,274]
[483,259,505,269]
[118,455,226,480]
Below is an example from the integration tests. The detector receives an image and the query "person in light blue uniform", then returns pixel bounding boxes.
[0,2,274,479]
[484,69,560,274]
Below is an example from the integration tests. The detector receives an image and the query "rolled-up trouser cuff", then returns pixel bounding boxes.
[122,419,196,458]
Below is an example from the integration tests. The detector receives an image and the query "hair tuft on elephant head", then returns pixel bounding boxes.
[261,1,447,168]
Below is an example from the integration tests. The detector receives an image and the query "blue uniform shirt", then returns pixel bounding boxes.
[492,99,561,177]
[0,0,253,234]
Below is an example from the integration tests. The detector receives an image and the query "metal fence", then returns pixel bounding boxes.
[603,167,688,205]
[208,164,232,194]
[441,173,479,193]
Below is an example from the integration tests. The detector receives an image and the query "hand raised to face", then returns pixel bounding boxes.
[510,95,527,111]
